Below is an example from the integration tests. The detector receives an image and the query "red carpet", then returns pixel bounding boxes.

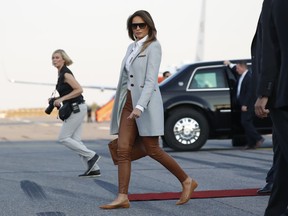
[128,188,267,201]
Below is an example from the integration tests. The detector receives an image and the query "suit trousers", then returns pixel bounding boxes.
[265,109,288,216]
[240,109,262,146]
[265,130,279,183]
[58,104,98,170]
[117,91,188,194]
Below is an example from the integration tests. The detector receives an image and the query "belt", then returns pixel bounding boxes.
[64,100,85,105]
[69,100,85,105]
[76,100,85,105]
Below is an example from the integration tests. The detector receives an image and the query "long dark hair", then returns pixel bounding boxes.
[127,10,157,52]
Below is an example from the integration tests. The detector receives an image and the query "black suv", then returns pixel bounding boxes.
[160,59,272,151]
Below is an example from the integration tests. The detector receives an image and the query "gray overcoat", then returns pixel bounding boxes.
[110,40,164,136]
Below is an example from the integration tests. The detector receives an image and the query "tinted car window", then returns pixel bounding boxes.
[188,67,228,90]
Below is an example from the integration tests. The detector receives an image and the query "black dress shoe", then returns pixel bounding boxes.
[243,145,256,150]
[256,138,265,148]
[86,154,101,174]
[79,169,101,178]
[257,182,273,194]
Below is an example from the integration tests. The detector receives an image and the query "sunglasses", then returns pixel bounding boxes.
[131,23,147,30]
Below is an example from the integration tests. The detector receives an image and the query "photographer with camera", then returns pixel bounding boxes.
[47,49,101,178]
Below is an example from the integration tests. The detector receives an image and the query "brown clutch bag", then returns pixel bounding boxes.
[108,138,147,165]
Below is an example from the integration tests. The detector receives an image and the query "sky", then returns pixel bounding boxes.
[0,0,263,110]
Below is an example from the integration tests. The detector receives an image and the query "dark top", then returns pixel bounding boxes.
[251,13,262,99]
[56,65,84,104]
[229,65,254,109]
[256,0,288,109]
[237,71,253,108]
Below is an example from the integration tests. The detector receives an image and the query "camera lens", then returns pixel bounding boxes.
[45,98,55,115]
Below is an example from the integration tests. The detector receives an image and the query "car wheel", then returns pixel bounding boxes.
[164,108,209,151]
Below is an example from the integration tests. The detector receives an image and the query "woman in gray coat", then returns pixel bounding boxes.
[100,10,198,209]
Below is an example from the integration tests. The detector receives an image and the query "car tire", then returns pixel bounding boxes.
[161,136,168,147]
[164,108,209,151]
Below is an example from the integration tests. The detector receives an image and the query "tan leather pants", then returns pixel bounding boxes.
[117,91,188,194]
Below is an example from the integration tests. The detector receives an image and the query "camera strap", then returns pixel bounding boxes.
[50,89,57,98]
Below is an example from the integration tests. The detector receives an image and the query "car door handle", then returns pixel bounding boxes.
[219,109,231,113]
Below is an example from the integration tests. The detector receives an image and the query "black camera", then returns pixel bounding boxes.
[45,98,56,114]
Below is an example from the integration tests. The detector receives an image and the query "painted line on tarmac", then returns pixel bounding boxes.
[39,123,62,127]
[98,126,110,130]
[128,188,269,201]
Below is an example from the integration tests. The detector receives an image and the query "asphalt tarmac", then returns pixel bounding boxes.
[0,116,273,216]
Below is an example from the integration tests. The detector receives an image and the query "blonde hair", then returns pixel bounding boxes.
[52,49,73,66]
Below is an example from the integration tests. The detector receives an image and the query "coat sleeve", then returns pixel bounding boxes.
[257,0,280,97]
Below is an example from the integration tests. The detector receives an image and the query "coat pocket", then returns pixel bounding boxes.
[138,54,146,58]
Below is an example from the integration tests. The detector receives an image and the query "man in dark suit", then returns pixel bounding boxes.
[224,60,264,149]
[254,0,288,215]
[251,9,278,196]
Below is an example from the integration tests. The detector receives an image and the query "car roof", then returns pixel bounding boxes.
[159,59,251,87]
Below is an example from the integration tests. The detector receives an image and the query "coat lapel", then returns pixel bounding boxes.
[120,44,134,72]
[130,47,147,65]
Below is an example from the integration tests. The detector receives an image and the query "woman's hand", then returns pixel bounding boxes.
[53,98,62,108]
[128,108,142,119]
